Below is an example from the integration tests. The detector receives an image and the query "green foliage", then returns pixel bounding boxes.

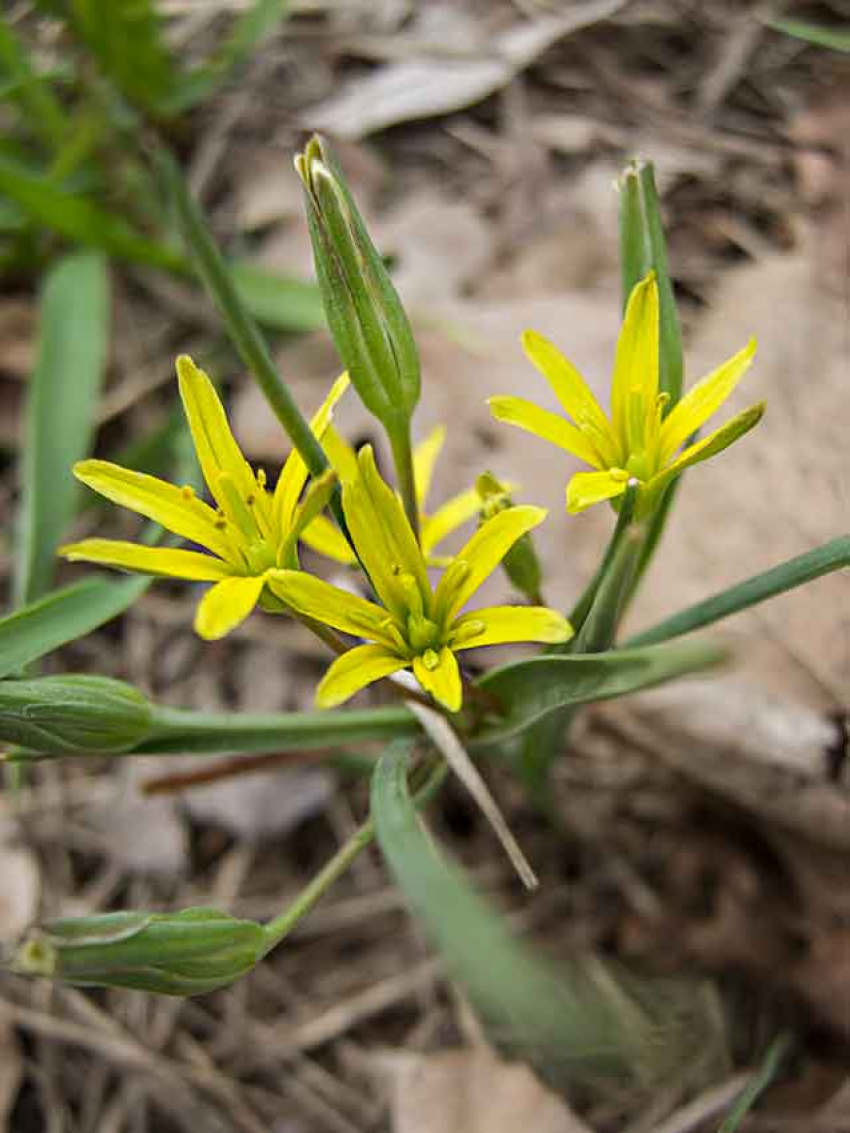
[768,17,850,51]
[16,252,110,604]
[0,578,148,678]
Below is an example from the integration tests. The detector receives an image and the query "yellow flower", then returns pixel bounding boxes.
[269,446,572,713]
[60,356,348,640]
[489,273,764,516]
[301,425,482,566]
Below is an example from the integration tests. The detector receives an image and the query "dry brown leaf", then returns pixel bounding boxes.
[302,0,630,139]
[372,1044,594,1133]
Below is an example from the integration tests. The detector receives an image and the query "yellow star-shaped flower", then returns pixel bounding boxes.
[60,356,348,640]
[489,273,764,516]
[301,425,482,566]
[270,446,572,713]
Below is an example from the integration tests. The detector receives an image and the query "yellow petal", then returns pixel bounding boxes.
[649,402,766,498]
[420,488,481,556]
[59,539,230,581]
[413,425,445,509]
[267,568,391,641]
[566,470,629,514]
[273,373,349,532]
[610,274,658,447]
[433,505,546,623]
[342,446,430,619]
[316,644,407,708]
[322,425,359,482]
[300,514,356,564]
[412,646,462,713]
[522,329,613,451]
[194,574,266,640]
[73,460,234,562]
[658,338,757,465]
[451,606,573,650]
[488,396,602,468]
[176,356,257,512]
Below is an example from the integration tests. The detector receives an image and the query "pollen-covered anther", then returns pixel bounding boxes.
[421,648,440,672]
[180,486,194,501]
[256,468,267,489]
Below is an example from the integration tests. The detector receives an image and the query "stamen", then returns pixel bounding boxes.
[451,619,485,645]
[256,468,267,489]
[180,486,195,501]
[421,648,440,672]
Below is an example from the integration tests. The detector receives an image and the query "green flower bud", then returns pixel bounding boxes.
[7,907,268,996]
[295,135,420,433]
[476,473,543,605]
[0,675,153,756]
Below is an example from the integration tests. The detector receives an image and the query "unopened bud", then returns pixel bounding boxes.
[7,907,268,996]
[295,135,420,436]
[0,675,153,757]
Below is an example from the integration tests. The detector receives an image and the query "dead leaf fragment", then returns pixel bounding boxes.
[373,1044,594,1133]
[303,0,630,138]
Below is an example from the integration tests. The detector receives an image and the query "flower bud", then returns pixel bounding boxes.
[0,675,153,757]
[295,135,420,434]
[476,473,542,605]
[7,907,268,996]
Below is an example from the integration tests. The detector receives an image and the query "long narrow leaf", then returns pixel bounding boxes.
[0,18,68,148]
[16,252,110,604]
[372,745,672,1080]
[0,577,149,679]
[476,639,726,743]
[626,537,850,648]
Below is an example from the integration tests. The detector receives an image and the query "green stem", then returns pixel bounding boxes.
[261,757,446,952]
[390,429,420,540]
[717,1033,792,1133]
[568,482,638,638]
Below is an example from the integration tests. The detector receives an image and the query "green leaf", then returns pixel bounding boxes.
[0,577,149,679]
[0,18,68,148]
[59,0,177,115]
[371,744,673,1080]
[626,536,850,648]
[475,638,727,743]
[0,155,184,271]
[768,18,850,51]
[170,0,292,111]
[228,260,325,331]
[16,252,110,604]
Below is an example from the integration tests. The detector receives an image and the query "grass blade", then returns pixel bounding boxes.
[0,18,68,149]
[717,1033,791,1132]
[371,744,673,1080]
[768,18,850,51]
[625,537,850,648]
[0,577,149,679]
[475,639,726,743]
[16,251,110,604]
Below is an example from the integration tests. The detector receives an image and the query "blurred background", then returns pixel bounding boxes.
[0,2,847,1130]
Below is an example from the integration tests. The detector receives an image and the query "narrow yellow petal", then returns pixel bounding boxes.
[273,373,349,532]
[342,446,430,619]
[59,539,230,581]
[300,514,356,564]
[610,274,659,447]
[488,396,602,468]
[322,425,359,482]
[412,425,445,509]
[433,505,546,623]
[267,568,392,642]
[451,606,573,650]
[316,644,407,708]
[658,338,757,465]
[194,574,266,640]
[648,402,766,497]
[420,488,481,556]
[522,329,613,449]
[566,470,629,514]
[176,356,257,510]
[412,646,462,713]
[73,460,234,561]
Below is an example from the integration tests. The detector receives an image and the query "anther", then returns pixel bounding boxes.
[422,648,440,672]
